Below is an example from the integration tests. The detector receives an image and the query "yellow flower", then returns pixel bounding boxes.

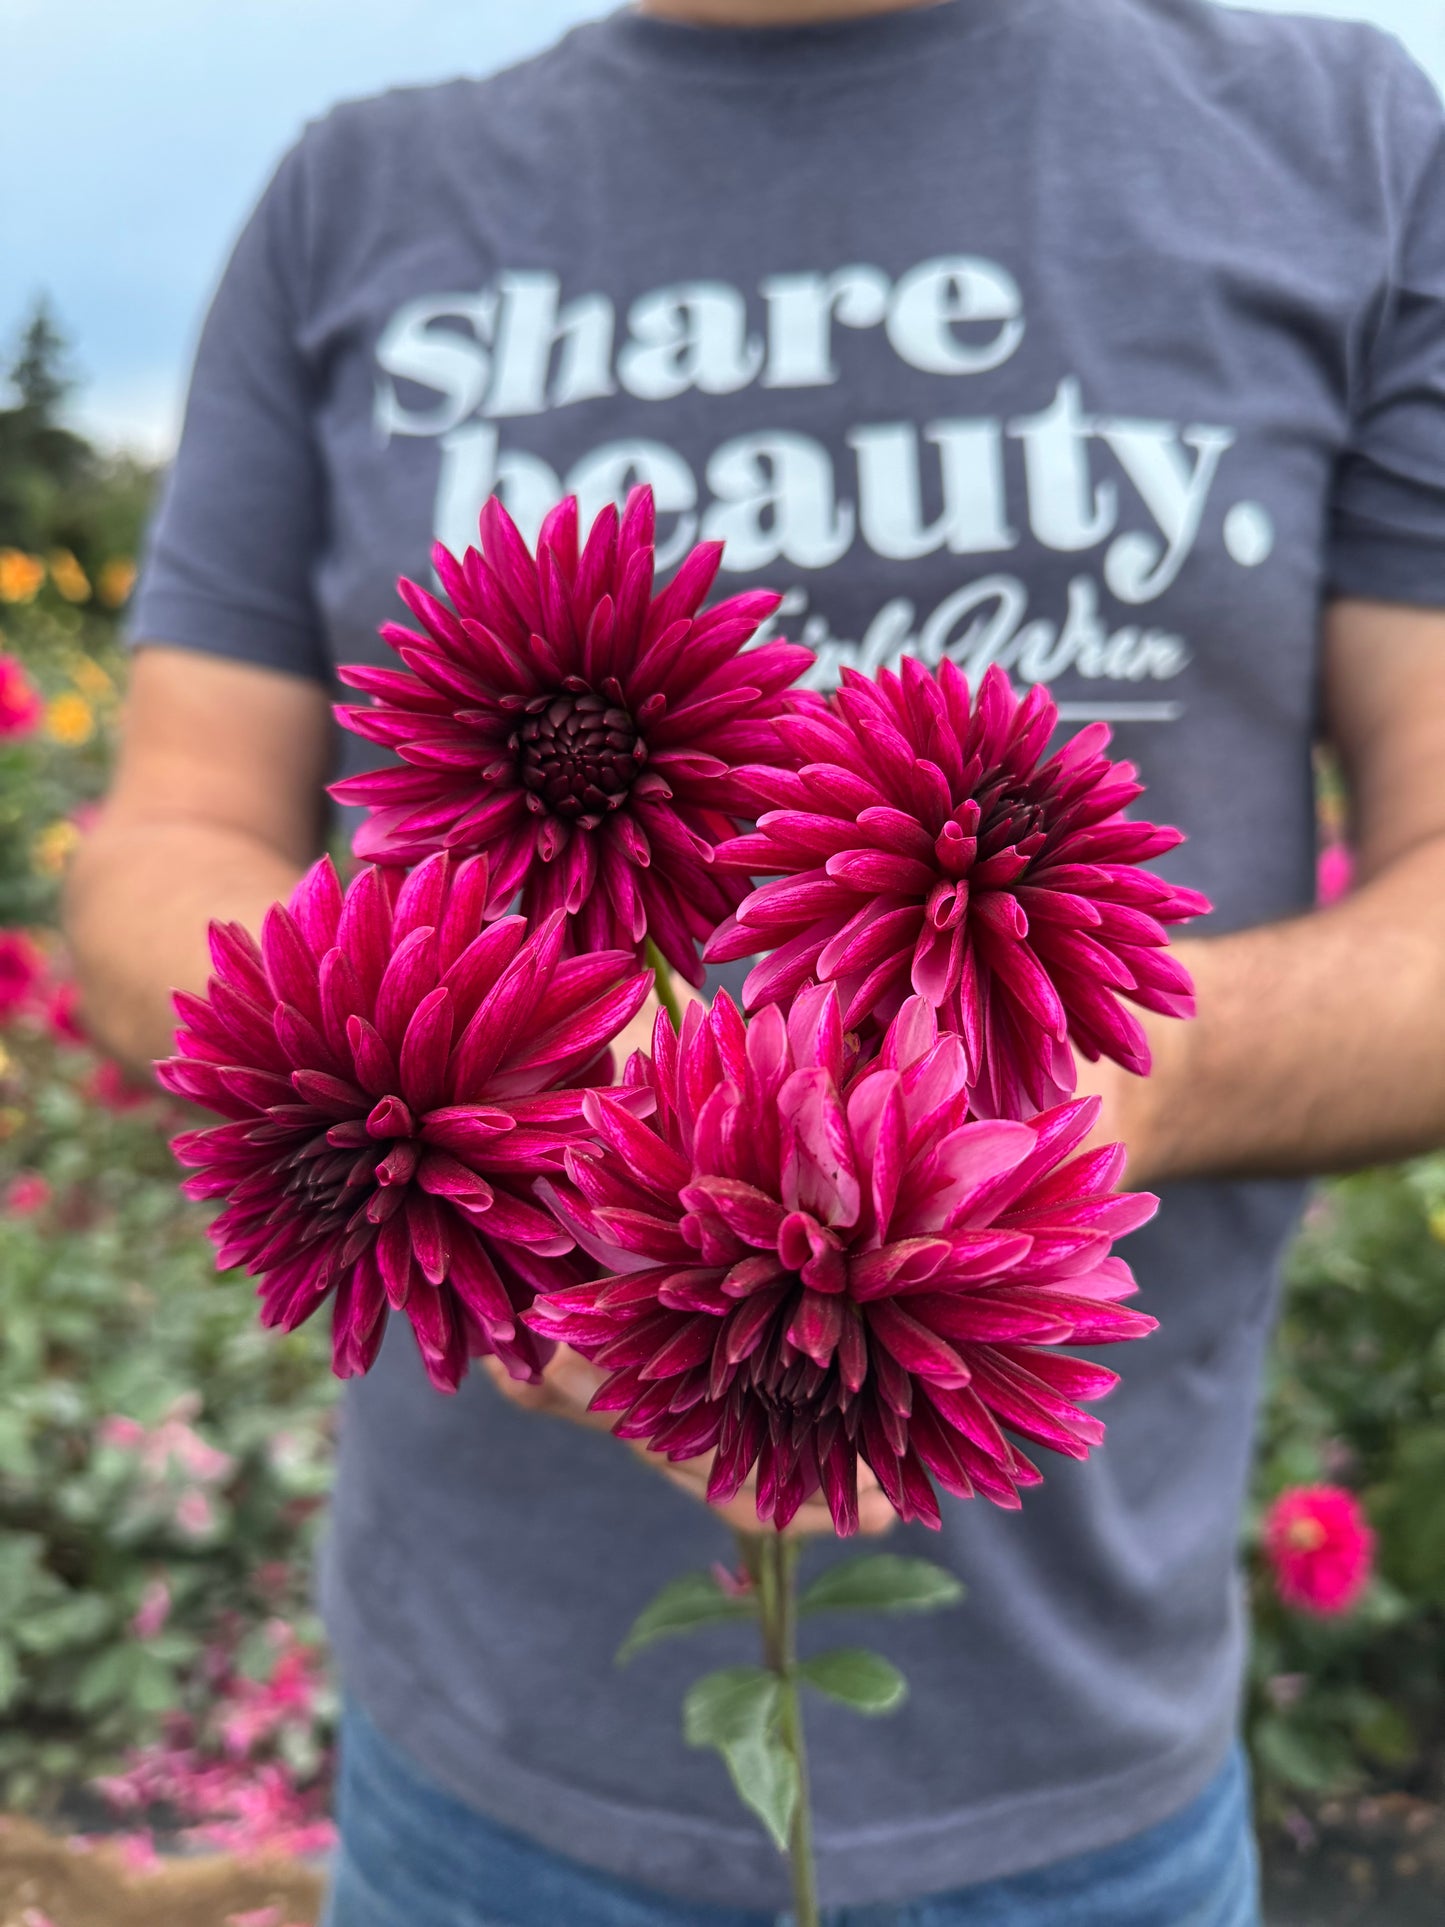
[46,692,95,746]
[48,550,91,604]
[34,818,82,875]
[0,1105,25,1142]
[0,550,45,605]
[0,1041,10,1079]
[97,558,137,609]
[70,656,115,702]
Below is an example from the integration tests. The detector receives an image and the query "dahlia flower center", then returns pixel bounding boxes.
[282,1099,417,1245]
[512,685,645,824]
[977,781,1050,857]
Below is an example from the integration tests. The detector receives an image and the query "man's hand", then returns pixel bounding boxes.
[482,1347,897,1538]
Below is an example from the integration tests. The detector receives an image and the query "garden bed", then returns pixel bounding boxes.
[0,1816,321,1927]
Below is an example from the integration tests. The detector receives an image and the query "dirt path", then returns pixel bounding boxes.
[0,1818,322,1927]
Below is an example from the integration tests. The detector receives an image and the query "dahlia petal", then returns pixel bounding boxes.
[578,1090,689,1196]
[778,1068,861,1229]
[399,986,454,1115]
[867,1300,971,1388]
[848,1239,952,1300]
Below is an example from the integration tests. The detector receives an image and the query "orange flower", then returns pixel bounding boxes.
[48,549,91,604]
[0,551,45,605]
[46,691,95,746]
[97,558,137,608]
[34,818,82,875]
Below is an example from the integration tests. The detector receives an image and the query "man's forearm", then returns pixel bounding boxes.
[65,821,307,1074]
[1132,836,1445,1186]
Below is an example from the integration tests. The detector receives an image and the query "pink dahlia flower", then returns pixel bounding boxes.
[708,661,1210,1117]
[0,929,45,1023]
[1262,1485,1375,1616]
[158,853,650,1391]
[331,488,812,984]
[0,654,42,738]
[527,986,1158,1533]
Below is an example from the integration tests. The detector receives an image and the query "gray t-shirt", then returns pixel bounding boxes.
[134,0,1445,1908]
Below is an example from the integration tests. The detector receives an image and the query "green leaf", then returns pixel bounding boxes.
[798,1647,908,1715]
[683,1668,798,1852]
[719,1729,799,1853]
[0,1642,19,1714]
[683,1666,779,1749]
[799,1555,964,1618]
[617,1572,757,1664]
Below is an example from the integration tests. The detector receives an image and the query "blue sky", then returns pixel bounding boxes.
[4,0,1442,457]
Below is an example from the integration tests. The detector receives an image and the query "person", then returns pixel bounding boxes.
[66,0,1445,1919]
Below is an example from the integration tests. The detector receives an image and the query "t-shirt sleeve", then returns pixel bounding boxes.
[1327,58,1445,608]
[130,139,331,683]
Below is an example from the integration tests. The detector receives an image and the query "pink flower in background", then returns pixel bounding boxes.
[1317,842,1354,906]
[0,654,42,738]
[97,1414,146,1452]
[331,487,813,983]
[528,987,1158,1532]
[100,1403,234,1483]
[131,1578,173,1640]
[0,930,45,1023]
[174,1487,216,1540]
[1263,1484,1375,1615]
[45,978,87,1046]
[84,1057,154,1112]
[159,853,651,1391]
[219,1626,321,1759]
[708,661,1209,1119]
[3,1171,51,1216]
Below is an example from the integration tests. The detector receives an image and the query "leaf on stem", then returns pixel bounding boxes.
[618,1572,758,1664]
[799,1554,965,1617]
[798,1647,908,1715]
[683,1665,799,1850]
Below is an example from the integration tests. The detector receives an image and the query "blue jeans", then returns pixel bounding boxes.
[323,1702,1261,1927]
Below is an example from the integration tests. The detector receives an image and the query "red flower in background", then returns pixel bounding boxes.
[1263,1485,1375,1616]
[0,654,42,738]
[709,661,1208,1118]
[85,1058,154,1113]
[331,487,814,983]
[528,987,1158,1534]
[158,853,650,1391]
[0,930,45,1023]
[3,1171,51,1216]
[45,979,87,1046]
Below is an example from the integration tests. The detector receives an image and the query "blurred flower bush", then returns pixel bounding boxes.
[0,298,1441,1848]
[1246,1160,1445,1816]
[0,301,337,1840]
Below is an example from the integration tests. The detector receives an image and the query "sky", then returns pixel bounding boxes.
[3,0,1442,459]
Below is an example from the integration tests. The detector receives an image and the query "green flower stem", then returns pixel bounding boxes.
[741,1530,819,1927]
[645,938,683,1031]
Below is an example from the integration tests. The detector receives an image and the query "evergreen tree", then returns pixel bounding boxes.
[8,297,73,423]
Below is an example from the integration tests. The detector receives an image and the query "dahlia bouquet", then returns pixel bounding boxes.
[160,487,1207,1925]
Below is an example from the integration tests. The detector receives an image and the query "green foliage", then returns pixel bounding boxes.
[683,1667,796,1850]
[797,1648,907,1715]
[618,1570,758,1664]
[799,1554,965,1618]
[1246,1159,1445,1812]
[0,348,335,1812]
[0,1022,338,1811]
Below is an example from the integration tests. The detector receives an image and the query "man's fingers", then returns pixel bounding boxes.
[493,1353,904,1539]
